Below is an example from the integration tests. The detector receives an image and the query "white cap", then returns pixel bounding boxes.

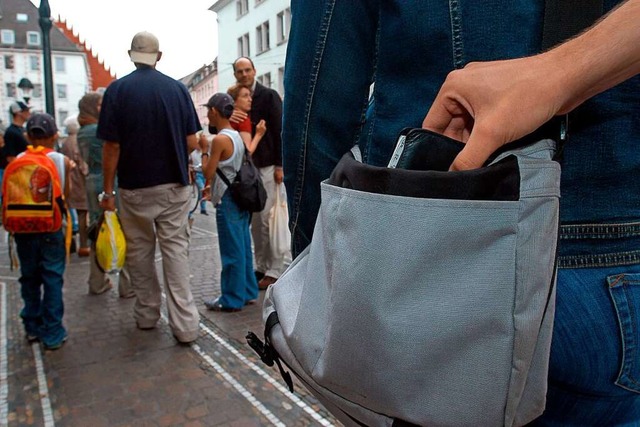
[9,101,30,115]
[128,31,160,66]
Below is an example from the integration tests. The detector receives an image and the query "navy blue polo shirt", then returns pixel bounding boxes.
[97,67,201,189]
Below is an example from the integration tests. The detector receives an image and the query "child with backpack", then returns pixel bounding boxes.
[2,113,70,350]
[201,93,259,312]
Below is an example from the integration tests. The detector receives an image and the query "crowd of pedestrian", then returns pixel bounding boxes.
[0,31,289,352]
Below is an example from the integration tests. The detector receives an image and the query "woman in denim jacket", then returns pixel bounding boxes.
[282,0,640,424]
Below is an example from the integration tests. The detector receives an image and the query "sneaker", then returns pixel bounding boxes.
[44,335,68,351]
[26,334,39,343]
[200,210,209,216]
[204,297,241,312]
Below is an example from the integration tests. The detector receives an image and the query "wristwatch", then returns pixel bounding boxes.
[98,191,116,202]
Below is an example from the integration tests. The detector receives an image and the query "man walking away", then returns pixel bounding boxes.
[97,31,201,344]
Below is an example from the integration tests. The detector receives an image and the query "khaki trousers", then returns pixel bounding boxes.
[118,183,199,342]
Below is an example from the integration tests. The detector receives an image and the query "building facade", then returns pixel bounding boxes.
[55,19,115,93]
[0,0,110,129]
[180,59,218,128]
[210,0,290,96]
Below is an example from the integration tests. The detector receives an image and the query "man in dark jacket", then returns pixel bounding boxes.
[233,57,288,290]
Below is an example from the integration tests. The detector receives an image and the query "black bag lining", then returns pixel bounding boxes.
[327,129,521,201]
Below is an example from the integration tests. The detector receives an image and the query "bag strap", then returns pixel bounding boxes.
[216,146,251,185]
[542,0,604,50]
[542,0,604,151]
[246,311,294,392]
[26,145,54,155]
[215,168,231,186]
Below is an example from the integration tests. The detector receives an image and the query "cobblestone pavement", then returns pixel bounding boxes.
[0,202,340,427]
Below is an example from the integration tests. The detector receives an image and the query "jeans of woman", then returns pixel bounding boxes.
[14,231,67,347]
[195,171,207,213]
[215,191,258,309]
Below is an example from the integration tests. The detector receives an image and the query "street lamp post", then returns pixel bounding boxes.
[38,0,54,117]
[17,78,34,104]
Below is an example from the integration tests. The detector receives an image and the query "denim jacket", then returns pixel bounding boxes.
[282,0,639,267]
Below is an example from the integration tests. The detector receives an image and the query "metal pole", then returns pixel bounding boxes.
[38,0,54,116]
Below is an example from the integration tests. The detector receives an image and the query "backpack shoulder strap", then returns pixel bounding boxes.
[216,168,232,186]
[27,144,51,152]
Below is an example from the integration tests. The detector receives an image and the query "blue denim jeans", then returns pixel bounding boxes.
[195,171,207,213]
[14,231,67,346]
[282,0,639,424]
[69,208,79,233]
[215,191,258,309]
[531,265,640,426]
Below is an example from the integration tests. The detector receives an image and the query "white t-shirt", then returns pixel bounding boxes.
[16,149,66,188]
[189,148,203,172]
[211,128,245,205]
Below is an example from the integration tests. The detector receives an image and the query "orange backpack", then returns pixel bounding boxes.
[2,145,66,233]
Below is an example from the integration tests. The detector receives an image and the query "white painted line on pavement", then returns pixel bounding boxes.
[158,311,285,426]
[0,277,17,281]
[154,256,331,425]
[192,344,286,427]
[32,344,55,427]
[1,281,55,427]
[200,323,335,427]
[0,282,8,427]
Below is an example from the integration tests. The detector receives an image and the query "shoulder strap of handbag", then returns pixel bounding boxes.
[216,147,250,186]
[216,168,231,186]
[542,0,603,149]
[539,0,604,325]
[542,0,603,50]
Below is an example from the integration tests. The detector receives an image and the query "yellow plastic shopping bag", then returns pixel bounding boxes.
[95,211,126,273]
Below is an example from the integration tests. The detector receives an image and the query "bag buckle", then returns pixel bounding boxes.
[246,328,294,393]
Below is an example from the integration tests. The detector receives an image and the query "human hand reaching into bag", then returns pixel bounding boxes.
[422,0,640,172]
[421,56,563,172]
